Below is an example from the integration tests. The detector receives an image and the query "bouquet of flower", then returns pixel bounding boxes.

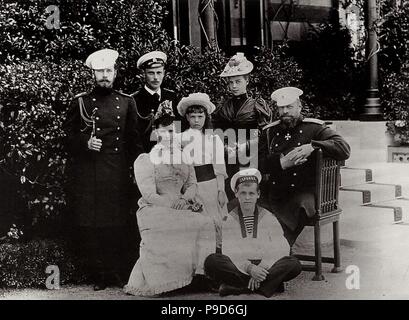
[187,199,203,213]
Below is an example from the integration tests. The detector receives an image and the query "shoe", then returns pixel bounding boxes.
[218,283,247,297]
[277,282,285,293]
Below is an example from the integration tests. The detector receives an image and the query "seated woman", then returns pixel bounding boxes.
[124,103,214,297]
[177,92,228,254]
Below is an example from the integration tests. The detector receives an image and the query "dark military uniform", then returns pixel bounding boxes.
[259,117,350,245]
[131,87,181,153]
[64,86,143,279]
[212,94,272,200]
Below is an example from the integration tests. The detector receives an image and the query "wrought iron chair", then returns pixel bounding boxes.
[293,149,344,281]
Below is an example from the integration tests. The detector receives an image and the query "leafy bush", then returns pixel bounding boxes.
[378,0,409,75]
[378,2,409,142]
[165,44,228,106]
[0,239,85,288]
[287,23,366,120]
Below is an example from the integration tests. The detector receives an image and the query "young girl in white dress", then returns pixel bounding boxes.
[177,93,228,253]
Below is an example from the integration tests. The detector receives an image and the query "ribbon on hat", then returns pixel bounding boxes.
[235,175,258,189]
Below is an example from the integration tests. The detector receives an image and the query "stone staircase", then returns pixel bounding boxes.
[293,121,409,256]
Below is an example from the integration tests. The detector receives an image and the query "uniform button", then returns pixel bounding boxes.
[116,137,120,141]
[275,144,278,147]
[114,147,118,151]
[299,130,303,133]
[117,116,120,119]
[291,184,295,187]
[116,106,120,109]
[92,98,96,102]
[276,133,279,136]
[117,127,120,130]
[293,173,297,176]
[151,109,155,113]
[116,97,119,100]
[297,142,301,146]
[272,181,276,185]
[96,117,100,120]
[96,128,101,131]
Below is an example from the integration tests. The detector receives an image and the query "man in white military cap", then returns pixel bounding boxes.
[204,168,301,297]
[259,86,351,248]
[64,48,143,291]
[132,50,181,153]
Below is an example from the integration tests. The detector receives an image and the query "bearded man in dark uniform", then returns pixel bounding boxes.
[64,49,143,290]
[131,51,181,153]
[259,87,351,248]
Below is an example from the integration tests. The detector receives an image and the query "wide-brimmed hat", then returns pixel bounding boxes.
[137,51,167,70]
[230,168,262,192]
[220,52,254,78]
[85,49,118,70]
[177,92,216,117]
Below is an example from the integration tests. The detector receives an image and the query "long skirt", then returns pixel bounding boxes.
[196,178,228,252]
[124,205,214,296]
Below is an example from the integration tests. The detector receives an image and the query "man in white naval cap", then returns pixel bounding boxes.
[131,50,181,153]
[259,87,350,248]
[64,48,143,290]
[204,168,301,297]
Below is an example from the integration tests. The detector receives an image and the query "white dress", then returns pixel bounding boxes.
[124,145,214,296]
[178,129,228,250]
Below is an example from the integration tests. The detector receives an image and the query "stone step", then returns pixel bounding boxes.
[355,162,409,197]
[340,167,372,187]
[340,182,401,205]
[368,198,409,223]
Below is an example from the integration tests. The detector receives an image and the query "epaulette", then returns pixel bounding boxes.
[262,120,280,130]
[74,92,87,99]
[115,90,132,98]
[303,118,325,125]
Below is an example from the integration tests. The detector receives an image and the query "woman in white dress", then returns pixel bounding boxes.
[177,93,228,253]
[124,102,214,296]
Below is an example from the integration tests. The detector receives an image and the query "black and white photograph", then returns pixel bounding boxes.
[0,0,408,306]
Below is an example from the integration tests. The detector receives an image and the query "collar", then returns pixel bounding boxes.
[232,93,248,101]
[144,85,161,99]
[237,205,259,238]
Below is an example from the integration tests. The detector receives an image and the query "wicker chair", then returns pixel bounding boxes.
[293,149,344,281]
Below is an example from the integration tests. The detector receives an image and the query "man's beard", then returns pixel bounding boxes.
[280,115,299,129]
[97,80,113,88]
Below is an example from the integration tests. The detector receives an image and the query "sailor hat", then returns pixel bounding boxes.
[230,168,262,192]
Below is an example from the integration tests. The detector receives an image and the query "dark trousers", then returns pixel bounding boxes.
[74,226,131,280]
[204,253,302,297]
[277,209,310,246]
